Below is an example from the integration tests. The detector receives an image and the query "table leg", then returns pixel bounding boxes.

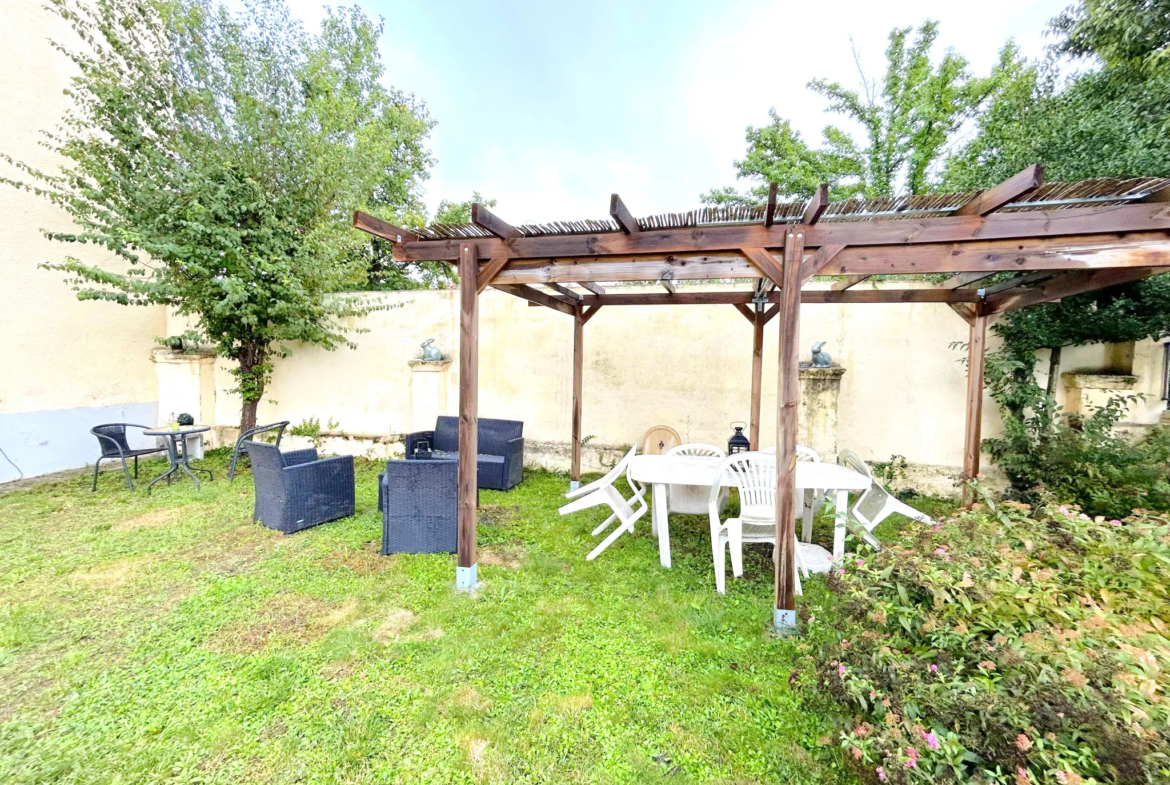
[833,489,849,562]
[801,489,815,543]
[653,483,671,568]
[147,437,180,495]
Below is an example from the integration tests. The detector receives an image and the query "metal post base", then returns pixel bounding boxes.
[569,480,580,491]
[771,607,798,636]
[455,563,480,592]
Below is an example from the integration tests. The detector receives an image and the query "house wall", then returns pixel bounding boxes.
[0,2,166,482]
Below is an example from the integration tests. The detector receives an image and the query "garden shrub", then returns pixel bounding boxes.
[800,497,1170,784]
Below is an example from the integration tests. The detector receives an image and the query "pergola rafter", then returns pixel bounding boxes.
[354,165,1170,630]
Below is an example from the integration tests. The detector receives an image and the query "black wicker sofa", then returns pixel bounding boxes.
[405,416,523,491]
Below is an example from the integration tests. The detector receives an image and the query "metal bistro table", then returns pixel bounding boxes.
[628,453,871,568]
[142,425,213,493]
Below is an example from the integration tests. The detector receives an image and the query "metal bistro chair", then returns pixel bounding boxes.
[90,423,168,491]
[228,421,290,482]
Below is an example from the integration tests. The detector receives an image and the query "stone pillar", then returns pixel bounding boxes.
[1062,372,1138,418]
[151,348,219,450]
[409,358,451,431]
[798,365,846,460]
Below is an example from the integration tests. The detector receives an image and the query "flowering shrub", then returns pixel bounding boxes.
[800,498,1170,784]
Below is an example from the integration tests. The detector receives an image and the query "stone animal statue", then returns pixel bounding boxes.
[811,341,831,368]
[421,339,442,361]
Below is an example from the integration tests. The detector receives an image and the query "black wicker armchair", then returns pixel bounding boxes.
[90,423,168,491]
[245,442,354,534]
[405,416,524,491]
[228,421,290,482]
[379,459,458,554]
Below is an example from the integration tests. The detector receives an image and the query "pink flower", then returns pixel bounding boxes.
[857,558,865,567]
[929,664,939,673]
[1109,519,1122,526]
[876,766,887,781]
[838,665,846,676]
[945,555,952,562]
[922,730,940,750]
[1059,505,1070,515]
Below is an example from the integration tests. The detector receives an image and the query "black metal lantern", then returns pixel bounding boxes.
[728,422,750,455]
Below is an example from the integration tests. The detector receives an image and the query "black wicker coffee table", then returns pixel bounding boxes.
[142,425,213,493]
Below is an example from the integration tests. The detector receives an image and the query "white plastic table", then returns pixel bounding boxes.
[628,454,871,568]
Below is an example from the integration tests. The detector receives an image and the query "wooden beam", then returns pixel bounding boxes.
[352,211,418,243]
[571,307,584,485]
[961,306,987,507]
[733,303,755,323]
[831,275,869,291]
[761,303,781,325]
[492,284,577,316]
[580,304,602,325]
[476,257,511,294]
[387,201,1170,263]
[610,194,641,234]
[764,182,779,228]
[471,203,522,239]
[954,164,1044,217]
[741,247,786,288]
[495,254,757,285]
[749,307,764,449]
[587,288,982,306]
[577,281,606,295]
[543,282,583,302]
[660,273,677,295]
[941,271,997,289]
[774,230,804,630]
[457,243,479,577]
[816,234,1170,277]
[802,184,829,225]
[948,303,976,324]
[978,270,1057,296]
[984,266,1162,314]
[800,243,846,283]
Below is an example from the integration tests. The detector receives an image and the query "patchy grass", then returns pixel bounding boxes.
[0,448,957,783]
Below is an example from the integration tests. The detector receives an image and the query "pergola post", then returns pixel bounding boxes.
[773,231,804,632]
[961,305,988,508]
[570,305,584,490]
[750,306,765,449]
[456,243,479,590]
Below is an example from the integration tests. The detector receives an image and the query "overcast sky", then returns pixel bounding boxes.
[282,0,1067,223]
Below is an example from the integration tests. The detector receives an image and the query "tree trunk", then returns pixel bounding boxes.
[240,397,259,434]
[1046,345,1063,399]
[235,343,267,434]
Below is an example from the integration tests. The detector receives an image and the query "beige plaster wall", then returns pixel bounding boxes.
[196,283,1003,493]
[0,1,165,416]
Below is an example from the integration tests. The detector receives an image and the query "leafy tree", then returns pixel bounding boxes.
[706,22,1002,204]
[2,0,435,432]
[944,0,1170,421]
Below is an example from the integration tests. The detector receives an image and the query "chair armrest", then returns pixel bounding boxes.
[406,430,435,457]
[281,447,319,466]
[502,436,524,488]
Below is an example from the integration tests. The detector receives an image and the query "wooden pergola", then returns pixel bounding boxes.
[355,164,1170,630]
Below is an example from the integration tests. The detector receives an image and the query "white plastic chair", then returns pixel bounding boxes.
[838,449,934,550]
[665,443,728,515]
[762,445,825,541]
[707,452,834,594]
[559,445,648,560]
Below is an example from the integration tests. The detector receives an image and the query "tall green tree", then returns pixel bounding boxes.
[943,0,1170,415]
[705,22,1003,205]
[2,0,435,432]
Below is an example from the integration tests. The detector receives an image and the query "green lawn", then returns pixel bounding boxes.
[0,450,956,784]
